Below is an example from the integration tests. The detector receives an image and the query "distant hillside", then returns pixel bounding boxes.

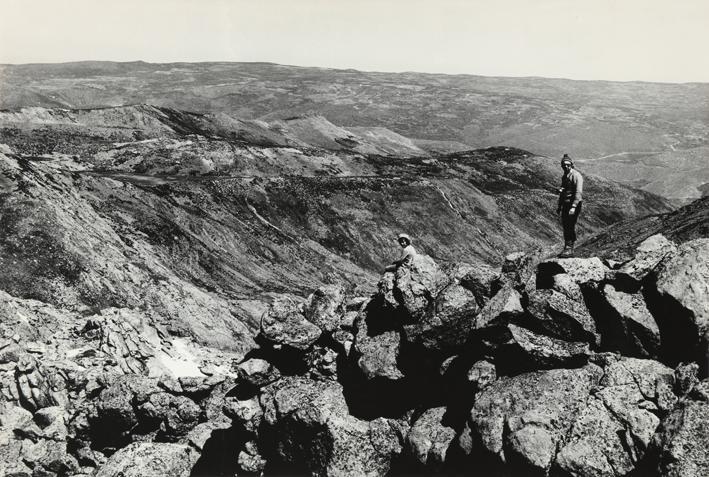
[575,146,709,205]
[579,195,709,261]
[0,105,671,314]
[1,61,707,201]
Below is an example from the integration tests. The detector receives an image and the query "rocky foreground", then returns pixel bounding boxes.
[1,230,708,476]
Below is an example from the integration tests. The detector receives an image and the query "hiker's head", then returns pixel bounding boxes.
[397,233,411,247]
[561,154,573,171]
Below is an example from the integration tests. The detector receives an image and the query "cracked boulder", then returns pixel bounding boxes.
[646,238,709,375]
[406,406,457,468]
[259,376,403,475]
[496,324,591,372]
[501,249,542,290]
[9,353,66,412]
[472,284,524,333]
[236,357,281,388]
[526,289,600,346]
[598,284,661,358]
[553,358,676,477]
[469,364,602,472]
[389,254,449,320]
[137,392,201,441]
[550,273,585,303]
[305,345,339,380]
[468,358,679,476]
[616,233,677,291]
[458,261,501,308]
[403,281,479,353]
[304,284,347,333]
[647,392,709,477]
[95,442,200,477]
[355,331,404,381]
[95,308,160,375]
[260,297,322,351]
[92,375,160,448]
[536,257,608,290]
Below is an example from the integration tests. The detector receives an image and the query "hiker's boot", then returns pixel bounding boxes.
[558,241,574,258]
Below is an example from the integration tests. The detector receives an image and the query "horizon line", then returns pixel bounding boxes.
[2,59,708,86]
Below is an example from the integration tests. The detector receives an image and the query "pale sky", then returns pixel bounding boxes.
[1,0,708,83]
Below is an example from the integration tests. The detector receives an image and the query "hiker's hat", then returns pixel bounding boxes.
[561,154,573,166]
[397,233,412,243]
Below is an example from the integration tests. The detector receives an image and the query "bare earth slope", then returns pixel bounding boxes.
[578,195,709,261]
[1,61,708,201]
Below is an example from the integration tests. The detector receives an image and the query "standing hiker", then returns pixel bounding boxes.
[557,154,583,258]
[385,233,418,272]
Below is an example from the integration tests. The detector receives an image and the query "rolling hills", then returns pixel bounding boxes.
[1,61,707,201]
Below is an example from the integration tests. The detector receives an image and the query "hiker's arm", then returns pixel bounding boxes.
[572,173,583,208]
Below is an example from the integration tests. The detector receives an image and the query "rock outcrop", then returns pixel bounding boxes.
[646,239,709,375]
[1,231,707,477]
[259,377,404,476]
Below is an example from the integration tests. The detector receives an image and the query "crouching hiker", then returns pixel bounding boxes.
[385,233,418,272]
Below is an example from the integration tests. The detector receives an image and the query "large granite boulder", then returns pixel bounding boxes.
[355,331,404,381]
[536,257,608,288]
[0,403,79,477]
[554,358,676,477]
[647,239,709,375]
[616,233,678,291]
[501,249,543,290]
[472,284,524,332]
[260,297,322,351]
[95,442,199,477]
[238,440,267,474]
[458,261,502,308]
[599,284,661,358]
[403,281,479,353]
[470,365,602,472]
[224,396,263,434]
[259,377,403,475]
[372,258,480,355]
[304,284,347,333]
[236,358,281,388]
[526,289,600,346]
[92,375,160,448]
[406,406,457,468]
[136,392,201,440]
[466,360,497,393]
[648,395,709,477]
[7,354,66,412]
[501,324,591,371]
[390,254,449,320]
[468,358,678,476]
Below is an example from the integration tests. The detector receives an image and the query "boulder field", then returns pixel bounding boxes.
[1,233,708,476]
